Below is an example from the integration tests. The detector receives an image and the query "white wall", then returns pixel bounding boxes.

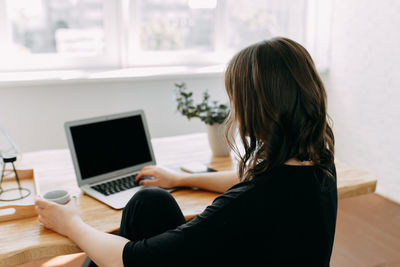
[2,0,399,203]
[0,75,227,152]
[327,0,400,203]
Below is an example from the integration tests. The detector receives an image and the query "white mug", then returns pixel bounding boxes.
[43,190,71,205]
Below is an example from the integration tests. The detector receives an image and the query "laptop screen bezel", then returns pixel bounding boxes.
[64,109,156,187]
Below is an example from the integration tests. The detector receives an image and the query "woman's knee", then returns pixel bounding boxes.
[135,187,172,201]
[124,187,172,211]
[120,187,184,240]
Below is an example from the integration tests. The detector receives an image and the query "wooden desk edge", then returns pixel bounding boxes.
[338,180,377,199]
[1,243,82,267]
[1,210,204,267]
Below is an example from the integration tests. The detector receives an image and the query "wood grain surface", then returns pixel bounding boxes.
[0,170,39,223]
[0,133,377,266]
[331,194,400,267]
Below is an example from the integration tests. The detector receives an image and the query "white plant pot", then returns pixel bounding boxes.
[206,123,230,157]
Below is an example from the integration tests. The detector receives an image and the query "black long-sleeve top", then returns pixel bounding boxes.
[123,164,338,267]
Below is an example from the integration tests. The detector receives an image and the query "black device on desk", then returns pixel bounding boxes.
[180,162,217,173]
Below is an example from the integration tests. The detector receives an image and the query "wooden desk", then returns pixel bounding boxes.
[0,133,377,267]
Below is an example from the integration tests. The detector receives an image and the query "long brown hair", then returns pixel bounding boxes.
[225,37,335,181]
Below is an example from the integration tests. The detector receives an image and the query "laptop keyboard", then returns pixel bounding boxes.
[91,175,151,196]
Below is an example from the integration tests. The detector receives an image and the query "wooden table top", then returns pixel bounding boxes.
[0,133,377,267]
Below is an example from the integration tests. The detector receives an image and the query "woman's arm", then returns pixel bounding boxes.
[135,167,238,193]
[68,219,128,267]
[35,198,128,267]
[176,170,239,193]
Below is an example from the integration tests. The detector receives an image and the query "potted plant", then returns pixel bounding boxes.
[175,82,231,157]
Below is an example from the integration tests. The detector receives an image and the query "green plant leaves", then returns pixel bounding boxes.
[174,82,229,125]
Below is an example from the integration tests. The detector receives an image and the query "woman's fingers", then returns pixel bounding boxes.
[38,215,46,224]
[36,206,51,228]
[140,179,158,186]
[135,166,156,182]
[135,165,180,188]
[35,198,52,209]
[38,216,53,230]
[35,198,55,220]
[35,205,43,214]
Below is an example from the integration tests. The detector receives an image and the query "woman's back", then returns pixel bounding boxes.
[123,164,337,267]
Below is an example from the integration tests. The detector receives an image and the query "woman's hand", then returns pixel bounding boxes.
[36,197,129,267]
[135,166,185,189]
[35,197,82,237]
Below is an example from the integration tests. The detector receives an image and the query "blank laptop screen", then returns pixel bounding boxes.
[70,115,152,179]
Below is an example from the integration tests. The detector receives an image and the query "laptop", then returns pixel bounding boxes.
[64,110,156,209]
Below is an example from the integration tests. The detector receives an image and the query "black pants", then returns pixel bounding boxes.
[87,187,186,267]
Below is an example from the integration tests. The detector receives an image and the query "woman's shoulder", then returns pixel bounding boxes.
[215,179,259,205]
[251,164,337,193]
[253,163,336,181]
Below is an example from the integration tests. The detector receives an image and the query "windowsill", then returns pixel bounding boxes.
[0,64,329,89]
[0,64,226,88]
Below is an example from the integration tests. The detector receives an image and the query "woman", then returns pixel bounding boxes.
[35,37,337,267]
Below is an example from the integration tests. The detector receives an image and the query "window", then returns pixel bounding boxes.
[0,0,331,71]
[0,0,119,71]
[127,0,315,67]
[127,0,219,65]
[9,0,104,54]
[138,0,216,51]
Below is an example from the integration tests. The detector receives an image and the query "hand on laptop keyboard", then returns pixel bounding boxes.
[135,175,155,186]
